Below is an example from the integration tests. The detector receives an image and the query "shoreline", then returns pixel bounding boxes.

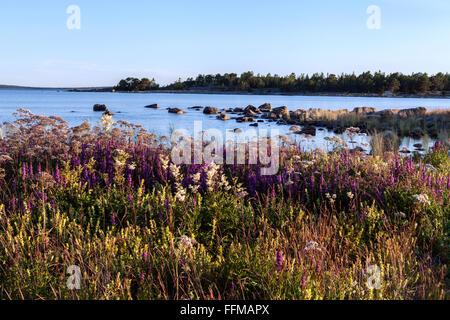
[71,88,450,99]
[1,86,449,99]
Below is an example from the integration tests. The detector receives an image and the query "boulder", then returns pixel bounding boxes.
[203,106,219,114]
[398,107,427,118]
[352,107,376,114]
[168,108,185,114]
[272,106,290,120]
[217,114,230,121]
[298,125,316,136]
[145,104,159,109]
[93,104,108,112]
[376,109,399,118]
[258,103,272,112]
[236,117,255,123]
[249,123,259,127]
[245,105,262,115]
[103,110,115,116]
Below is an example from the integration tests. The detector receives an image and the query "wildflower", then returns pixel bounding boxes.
[113,149,129,168]
[304,241,322,252]
[300,160,315,167]
[219,174,231,190]
[110,212,116,226]
[35,172,55,188]
[301,274,307,291]
[191,172,201,184]
[236,191,248,199]
[189,184,200,193]
[159,154,169,171]
[175,187,186,202]
[412,194,431,206]
[128,162,137,171]
[99,113,114,132]
[177,235,197,250]
[276,249,284,272]
[169,163,181,180]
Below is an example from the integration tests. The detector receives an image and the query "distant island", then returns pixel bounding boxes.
[3,71,450,98]
[108,71,450,97]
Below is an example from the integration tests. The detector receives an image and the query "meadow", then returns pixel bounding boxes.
[0,109,448,300]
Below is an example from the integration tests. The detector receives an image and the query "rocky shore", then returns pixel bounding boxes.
[92,103,450,140]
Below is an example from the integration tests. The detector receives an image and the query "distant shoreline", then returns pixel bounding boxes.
[72,88,450,99]
[1,85,449,99]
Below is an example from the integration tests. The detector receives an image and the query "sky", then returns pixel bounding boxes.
[0,0,449,87]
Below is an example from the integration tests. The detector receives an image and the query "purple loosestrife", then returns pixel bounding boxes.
[301,274,307,291]
[276,249,284,272]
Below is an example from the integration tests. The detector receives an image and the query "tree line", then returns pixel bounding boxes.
[115,71,450,95]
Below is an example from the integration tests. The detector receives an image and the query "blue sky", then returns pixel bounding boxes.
[0,0,449,87]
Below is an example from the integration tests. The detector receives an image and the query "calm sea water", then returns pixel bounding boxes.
[1,89,449,151]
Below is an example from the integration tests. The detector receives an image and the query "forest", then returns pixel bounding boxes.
[115,71,450,95]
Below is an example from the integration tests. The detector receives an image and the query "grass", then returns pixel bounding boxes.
[298,108,450,139]
[0,110,448,300]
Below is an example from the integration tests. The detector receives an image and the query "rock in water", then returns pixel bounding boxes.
[203,106,219,114]
[168,108,185,114]
[93,104,108,112]
[217,114,230,121]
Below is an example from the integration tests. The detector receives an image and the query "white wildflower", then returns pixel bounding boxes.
[159,154,169,171]
[412,194,431,206]
[99,114,114,132]
[304,241,322,252]
[170,163,181,180]
[177,235,197,250]
[175,187,186,202]
[236,191,248,199]
[300,160,315,167]
[191,172,201,184]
